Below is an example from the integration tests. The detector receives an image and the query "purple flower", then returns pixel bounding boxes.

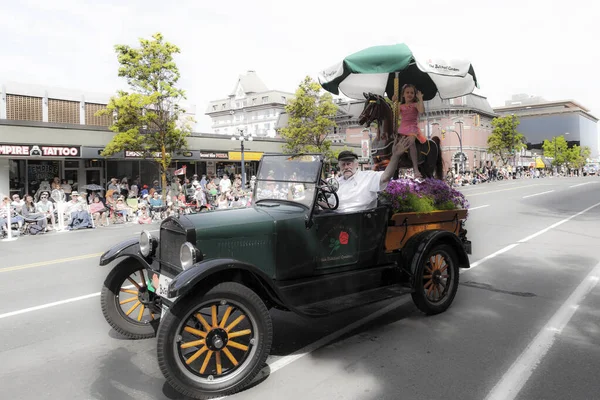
[382,178,469,215]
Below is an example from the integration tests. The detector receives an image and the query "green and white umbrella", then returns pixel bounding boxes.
[319,43,478,101]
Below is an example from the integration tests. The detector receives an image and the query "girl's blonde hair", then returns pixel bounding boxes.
[400,84,418,104]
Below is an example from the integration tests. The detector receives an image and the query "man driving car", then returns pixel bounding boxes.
[331,136,411,212]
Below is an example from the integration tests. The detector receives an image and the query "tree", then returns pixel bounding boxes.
[280,76,338,161]
[564,145,591,170]
[97,33,193,199]
[542,135,569,166]
[487,115,527,166]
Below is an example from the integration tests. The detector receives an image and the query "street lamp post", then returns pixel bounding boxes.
[451,120,465,173]
[231,128,253,188]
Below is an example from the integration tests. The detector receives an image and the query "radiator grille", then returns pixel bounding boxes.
[159,224,187,269]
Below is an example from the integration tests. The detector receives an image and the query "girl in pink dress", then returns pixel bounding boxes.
[395,84,427,178]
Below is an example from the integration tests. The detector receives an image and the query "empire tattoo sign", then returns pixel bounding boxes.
[0,144,81,157]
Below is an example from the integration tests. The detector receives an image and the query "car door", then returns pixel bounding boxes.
[311,210,363,273]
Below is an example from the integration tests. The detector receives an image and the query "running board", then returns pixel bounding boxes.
[297,285,413,317]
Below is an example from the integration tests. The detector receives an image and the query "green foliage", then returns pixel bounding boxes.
[564,145,590,169]
[542,135,569,166]
[280,76,338,161]
[97,33,193,198]
[393,193,435,213]
[487,115,527,166]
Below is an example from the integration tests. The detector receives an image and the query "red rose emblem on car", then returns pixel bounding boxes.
[339,231,349,245]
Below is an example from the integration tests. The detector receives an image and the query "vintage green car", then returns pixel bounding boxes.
[98,154,471,399]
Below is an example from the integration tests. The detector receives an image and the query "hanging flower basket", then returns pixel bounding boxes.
[380,178,470,251]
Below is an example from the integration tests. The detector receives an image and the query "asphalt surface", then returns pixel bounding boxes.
[1,176,599,400]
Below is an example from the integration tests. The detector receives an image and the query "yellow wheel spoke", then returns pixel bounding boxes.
[440,263,448,273]
[227,340,249,351]
[423,274,432,279]
[195,313,212,332]
[125,300,141,316]
[185,346,208,365]
[181,339,206,349]
[120,289,138,295]
[225,315,245,332]
[216,352,222,375]
[119,296,138,305]
[228,329,251,339]
[219,306,233,328]
[426,283,435,297]
[137,304,145,321]
[424,280,433,289]
[184,326,207,338]
[222,347,238,366]
[199,351,213,374]
[211,305,218,328]
[127,277,141,290]
[150,313,155,321]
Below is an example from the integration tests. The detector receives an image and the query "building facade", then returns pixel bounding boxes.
[205,71,294,138]
[494,95,600,159]
[328,94,497,172]
[0,82,357,198]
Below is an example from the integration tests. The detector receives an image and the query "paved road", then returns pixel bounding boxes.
[1,176,599,400]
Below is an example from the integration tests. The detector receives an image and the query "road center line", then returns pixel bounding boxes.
[522,190,554,199]
[0,292,101,320]
[0,253,104,273]
[518,201,600,243]
[468,200,600,270]
[467,184,542,197]
[484,261,600,400]
[469,205,490,211]
[569,181,598,188]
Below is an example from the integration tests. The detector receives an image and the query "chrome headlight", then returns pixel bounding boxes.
[139,230,154,257]
[180,242,198,270]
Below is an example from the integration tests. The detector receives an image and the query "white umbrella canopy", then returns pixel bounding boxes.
[319,43,478,100]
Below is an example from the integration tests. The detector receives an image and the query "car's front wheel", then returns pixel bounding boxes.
[411,244,460,315]
[157,282,272,399]
[100,259,160,339]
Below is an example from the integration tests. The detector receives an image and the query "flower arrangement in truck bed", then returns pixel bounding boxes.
[380,178,469,214]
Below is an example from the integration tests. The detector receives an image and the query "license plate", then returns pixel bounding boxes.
[157,274,173,298]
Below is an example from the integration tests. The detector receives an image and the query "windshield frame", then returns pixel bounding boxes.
[253,153,324,209]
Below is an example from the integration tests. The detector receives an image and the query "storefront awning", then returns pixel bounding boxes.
[534,157,545,169]
[228,151,263,161]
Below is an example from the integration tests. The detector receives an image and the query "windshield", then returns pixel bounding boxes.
[254,154,322,208]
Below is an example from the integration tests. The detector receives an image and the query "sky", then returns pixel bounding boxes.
[1,0,599,132]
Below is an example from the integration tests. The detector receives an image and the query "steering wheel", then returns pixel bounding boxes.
[317,179,339,210]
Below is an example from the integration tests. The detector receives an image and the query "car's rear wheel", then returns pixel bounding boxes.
[157,282,272,399]
[101,259,160,339]
[411,244,459,315]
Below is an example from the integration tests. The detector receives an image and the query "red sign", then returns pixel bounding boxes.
[0,144,81,157]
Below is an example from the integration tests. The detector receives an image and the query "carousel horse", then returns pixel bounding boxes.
[358,92,444,180]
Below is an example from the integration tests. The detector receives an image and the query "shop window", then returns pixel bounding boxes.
[27,160,60,196]
[64,160,80,168]
[6,94,43,121]
[9,160,26,198]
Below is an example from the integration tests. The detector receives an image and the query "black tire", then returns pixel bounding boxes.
[157,282,272,400]
[411,244,460,315]
[100,259,159,339]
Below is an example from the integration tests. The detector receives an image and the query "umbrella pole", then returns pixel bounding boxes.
[393,72,399,133]
[425,101,430,139]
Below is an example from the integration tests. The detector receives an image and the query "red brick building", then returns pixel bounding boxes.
[334,94,497,172]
